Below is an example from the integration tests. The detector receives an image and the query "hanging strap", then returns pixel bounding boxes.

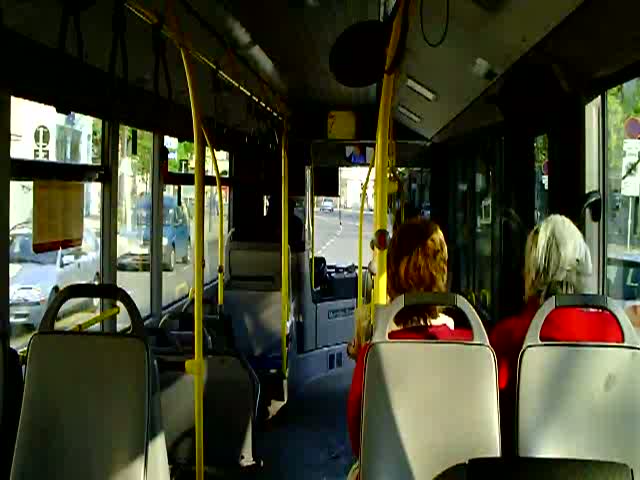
[152,18,173,100]
[108,0,128,83]
[58,0,91,60]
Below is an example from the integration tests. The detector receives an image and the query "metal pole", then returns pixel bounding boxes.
[0,90,9,336]
[181,49,205,480]
[101,119,119,333]
[628,196,633,250]
[372,0,406,306]
[150,133,163,323]
[281,122,289,376]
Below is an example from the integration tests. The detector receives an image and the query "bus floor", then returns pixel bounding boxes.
[172,364,355,480]
[256,365,355,479]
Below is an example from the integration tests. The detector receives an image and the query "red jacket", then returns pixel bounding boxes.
[346,325,473,458]
[489,299,623,455]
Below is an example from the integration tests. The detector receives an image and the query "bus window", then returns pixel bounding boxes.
[605,77,640,325]
[10,96,101,165]
[116,126,152,326]
[474,155,494,312]
[205,186,229,283]
[163,136,230,177]
[314,166,372,267]
[534,134,549,224]
[9,180,102,348]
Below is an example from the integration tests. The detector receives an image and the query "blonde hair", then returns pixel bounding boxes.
[524,214,593,303]
[352,304,373,353]
[387,218,448,326]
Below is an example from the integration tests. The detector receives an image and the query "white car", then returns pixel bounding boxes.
[320,199,335,213]
[9,223,100,329]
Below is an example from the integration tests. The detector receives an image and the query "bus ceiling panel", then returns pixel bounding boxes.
[220,0,379,107]
[2,0,282,129]
[180,0,288,97]
[398,0,584,140]
[535,0,640,98]
[431,0,640,143]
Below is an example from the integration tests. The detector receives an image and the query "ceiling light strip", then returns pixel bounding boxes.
[407,77,438,102]
[398,105,421,123]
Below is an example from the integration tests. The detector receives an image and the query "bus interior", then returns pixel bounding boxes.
[2,0,640,479]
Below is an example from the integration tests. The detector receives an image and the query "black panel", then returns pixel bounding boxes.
[314,167,339,197]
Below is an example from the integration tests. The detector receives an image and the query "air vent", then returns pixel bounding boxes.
[328,352,336,370]
[472,0,506,12]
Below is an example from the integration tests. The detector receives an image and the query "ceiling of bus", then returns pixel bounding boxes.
[3,0,617,144]
[395,0,584,139]
[213,0,379,107]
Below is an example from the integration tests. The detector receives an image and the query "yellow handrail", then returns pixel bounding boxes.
[201,128,225,306]
[180,48,206,480]
[357,161,375,309]
[373,0,407,306]
[281,122,289,377]
[71,307,121,332]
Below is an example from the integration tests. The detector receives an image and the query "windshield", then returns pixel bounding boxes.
[9,233,58,265]
[134,207,174,227]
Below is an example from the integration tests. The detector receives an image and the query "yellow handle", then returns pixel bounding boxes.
[71,307,121,332]
[373,0,407,307]
[180,48,205,480]
[281,122,289,377]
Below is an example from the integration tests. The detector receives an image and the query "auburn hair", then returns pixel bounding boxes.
[387,218,448,326]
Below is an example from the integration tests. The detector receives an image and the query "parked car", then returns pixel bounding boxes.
[607,251,640,301]
[9,223,100,330]
[117,195,191,272]
[320,198,335,213]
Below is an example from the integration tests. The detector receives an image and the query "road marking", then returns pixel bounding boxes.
[318,224,343,255]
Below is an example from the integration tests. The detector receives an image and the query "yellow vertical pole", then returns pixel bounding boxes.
[373,0,406,306]
[281,122,289,377]
[202,129,225,305]
[180,49,205,480]
[357,161,374,309]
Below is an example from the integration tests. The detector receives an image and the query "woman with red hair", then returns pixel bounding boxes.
[346,218,465,479]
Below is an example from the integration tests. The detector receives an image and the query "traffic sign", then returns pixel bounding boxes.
[621,139,640,197]
[625,117,640,139]
[34,125,50,160]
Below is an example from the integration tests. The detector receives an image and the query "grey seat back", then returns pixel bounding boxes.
[1,337,23,479]
[517,294,640,474]
[361,293,500,480]
[158,354,258,468]
[11,284,169,480]
[224,242,292,357]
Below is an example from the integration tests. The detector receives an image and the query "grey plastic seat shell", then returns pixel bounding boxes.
[224,242,293,358]
[11,283,170,480]
[466,457,632,479]
[1,339,23,480]
[159,355,257,467]
[361,293,501,480]
[517,295,640,475]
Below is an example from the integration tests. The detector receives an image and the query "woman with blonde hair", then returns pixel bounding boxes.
[490,214,622,455]
[346,218,466,479]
